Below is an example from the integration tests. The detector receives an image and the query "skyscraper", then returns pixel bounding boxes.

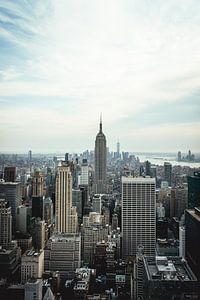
[122,177,156,258]
[117,141,120,158]
[145,160,151,176]
[55,165,72,233]
[164,162,172,186]
[32,169,44,198]
[32,169,44,220]
[0,199,12,248]
[187,172,200,208]
[94,116,107,193]
[185,207,200,282]
[0,181,22,231]
[4,167,16,182]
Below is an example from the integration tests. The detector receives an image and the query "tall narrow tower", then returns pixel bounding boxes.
[0,199,12,248]
[94,115,107,193]
[32,169,44,220]
[55,165,72,233]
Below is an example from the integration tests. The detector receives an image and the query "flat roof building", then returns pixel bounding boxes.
[143,256,198,299]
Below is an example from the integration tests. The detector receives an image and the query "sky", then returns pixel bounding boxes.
[0,0,200,153]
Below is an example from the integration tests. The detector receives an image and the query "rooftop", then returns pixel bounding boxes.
[122,176,156,184]
[24,249,43,257]
[186,208,200,222]
[49,233,81,242]
[144,256,197,282]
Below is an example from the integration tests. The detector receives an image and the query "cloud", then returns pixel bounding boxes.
[0,0,200,152]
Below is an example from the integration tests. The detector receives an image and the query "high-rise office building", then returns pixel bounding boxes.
[117,141,120,159]
[16,205,31,234]
[55,165,77,233]
[80,159,89,186]
[31,170,45,222]
[122,177,156,258]
[179,226,185,258]
[28,150,32,162]
[94,116,107,193]
[173,185,188,218]
[0,199,12,248]
[0,181,22,231]
[164,162,172,186]
[43,197,53,225]
[0,240,21,282]
[92,195,101,214]
[4,167,16,182]
[177,151,182,161]
[31,218,45,250]
[32,169,44,198]
[72,189,82,219]
[187,172,200,208]
[185,208,200,282]
[145,160,151,176]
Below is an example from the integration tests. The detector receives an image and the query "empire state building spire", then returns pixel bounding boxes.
[94,115,107,193]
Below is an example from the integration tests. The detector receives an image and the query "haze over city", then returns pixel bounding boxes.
[0,0,200,153]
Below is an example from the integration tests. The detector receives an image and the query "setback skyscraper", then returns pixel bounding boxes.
[55,165,72,233]
[94,116,107,193]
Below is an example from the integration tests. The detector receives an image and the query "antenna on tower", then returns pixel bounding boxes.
[99,113,102,133]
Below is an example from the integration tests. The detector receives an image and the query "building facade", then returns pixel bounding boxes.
[55,165,73,233]
[44,233,81,279]
[21,249,44,283]
[0,181,22,231]
[122,177,156,258]
[185,208,200,282]
[187,172,200,208]
[0,199,12,248]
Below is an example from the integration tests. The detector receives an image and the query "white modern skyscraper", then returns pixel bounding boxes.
[56,165,72,233]
[122,177,156,258]
[80,159,89,185]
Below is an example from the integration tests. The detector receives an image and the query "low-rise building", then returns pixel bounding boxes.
[21,248,44,283]
[44,233,81,279]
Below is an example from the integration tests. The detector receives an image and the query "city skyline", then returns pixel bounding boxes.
[0,0,200,153]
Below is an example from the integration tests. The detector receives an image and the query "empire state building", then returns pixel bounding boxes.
[94,116,107,193]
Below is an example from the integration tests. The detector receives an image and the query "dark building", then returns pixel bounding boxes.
[169,217,179,239]
[187,172,200,208]
[156,239,179,256]
[94,242,107,276]
[80,185,89,217]
[0,241,21,282]
[4,166,16,182]
[30,218,45,250]
[185,208,200,282]
[145,160,151,176]
[32,196,44,219]
[65,152,69,164]
[156,218,168,239]
[164,162,172,186]
[0,181,22,231]
[143,256,198,300]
